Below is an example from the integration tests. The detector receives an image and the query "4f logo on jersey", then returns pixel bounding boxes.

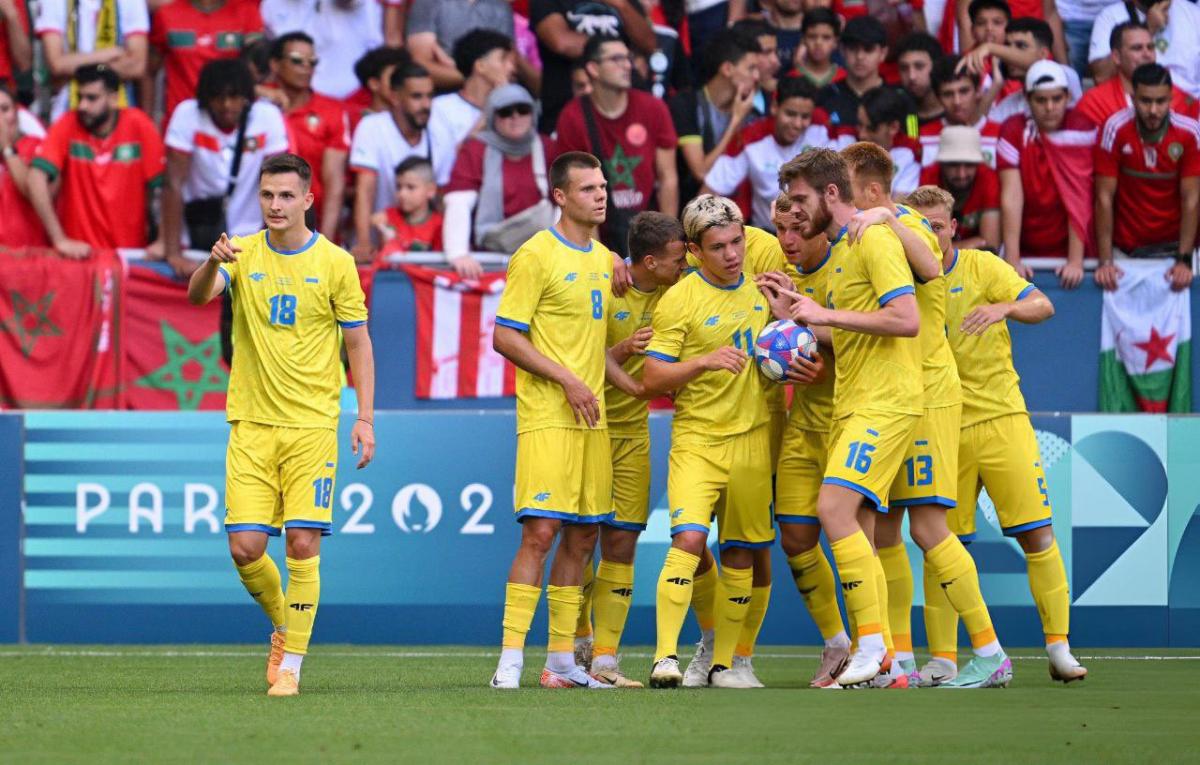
[704,315,720,326]
[289,603,314,612]
[615,311,630,321]
[249,272,266,282]
[564,273,578,282]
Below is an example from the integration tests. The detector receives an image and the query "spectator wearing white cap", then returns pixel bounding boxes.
[1088,0,1200,97]
[996,59,1096,288]
[919,125,1001,250]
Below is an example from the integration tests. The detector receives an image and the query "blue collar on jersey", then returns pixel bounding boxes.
[945,249,960,275]
[800,248,831,274]
[829,223,849,248]
[548,226,593,253]
[696,270,744,291]
[266,230,319,255]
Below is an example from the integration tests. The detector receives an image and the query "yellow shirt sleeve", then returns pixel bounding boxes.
[979,251,1036,303]
[646,288,689,362]
[332,253,368,327]
[863,228,916,306]
[496,248,545,331]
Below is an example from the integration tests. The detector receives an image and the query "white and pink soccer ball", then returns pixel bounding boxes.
[754,320,818,383]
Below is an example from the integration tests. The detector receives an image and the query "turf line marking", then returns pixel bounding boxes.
[0,650,1197,661]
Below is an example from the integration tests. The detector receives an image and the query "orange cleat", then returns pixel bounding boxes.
[266,631,286,687]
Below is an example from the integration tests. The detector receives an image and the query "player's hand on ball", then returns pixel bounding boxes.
[1056,261,1084,290]
[210,233,241,263]
[789,295,829,326]
[960,303,1009,335]
[702,346,748,374]
[1094,262,1123,291]
[560,372,601,427]
[351,419,375,469]
[786,352,824,384]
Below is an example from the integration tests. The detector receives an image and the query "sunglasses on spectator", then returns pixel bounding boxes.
[287,54,319,68]
[496,103,533,118]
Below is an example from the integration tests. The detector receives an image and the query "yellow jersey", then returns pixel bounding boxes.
[495,228,614,434]
[944,248,1037,428]
[217,229,367,430]
[788,250,835,433]
[826,223,923,419]
[646,270,772,445]
[896,205,962,408]
[605,284,667,438]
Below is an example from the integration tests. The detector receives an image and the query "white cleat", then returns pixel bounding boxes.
[539,664,614,689]
[709,665,758,689]
[683,638,713,687]
[1047,643,1088,683]
[835,645,886,687]
[915,657,958,687]
[590,656,645,688]
[731,655,765,688]
[490,663,522,689]
[574,636,594,672]
[649,656,683,688]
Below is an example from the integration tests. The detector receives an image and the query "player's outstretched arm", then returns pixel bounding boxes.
[187,234,241,305]
[344,325,376,469]
[494,325,600,426]
[791,293,919,337]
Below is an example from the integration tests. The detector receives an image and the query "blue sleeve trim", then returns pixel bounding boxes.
[645,350,679,363]
[1002,518,1053,537]
[670,522,712,536]
[218,267,230,294]
[822,477,888,513]
[515,508,578,523]
[878,285,915,307]
[890,496,957,508]
[225,522,282,537]
[495,316,530,332]
[719,536,777,551]
[1015,284,1036,301]
[775,514,822,526]
[338,320,366,329]
[603,518,649,531]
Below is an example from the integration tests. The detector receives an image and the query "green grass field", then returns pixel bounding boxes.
[2,646,1197,764]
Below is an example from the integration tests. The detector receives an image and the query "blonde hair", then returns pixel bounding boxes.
[904,185,955,215]
[682,194,743,244]
[840,141,895,188]
[774,192,793,213]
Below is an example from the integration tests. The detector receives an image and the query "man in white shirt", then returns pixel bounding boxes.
[1088,0,1200,96]
[348,62,435,260]
[848,85,923,199]
[427,29,516,185]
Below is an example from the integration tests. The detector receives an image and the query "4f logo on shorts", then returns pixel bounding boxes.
[534,492,551,502]
[671,508,684,519]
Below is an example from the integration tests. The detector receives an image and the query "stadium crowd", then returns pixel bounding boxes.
[0,0,1196,291]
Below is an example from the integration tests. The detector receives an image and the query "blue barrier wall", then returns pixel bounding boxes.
[4,410,1200,647]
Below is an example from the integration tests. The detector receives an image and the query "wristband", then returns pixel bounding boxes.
[1176,253,1192,265]
[357,418,374,427]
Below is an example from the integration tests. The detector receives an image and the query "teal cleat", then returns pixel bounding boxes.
[941,652,1012,689]
[896,658,918,676]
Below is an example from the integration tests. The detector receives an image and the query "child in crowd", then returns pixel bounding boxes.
[372,156,443,262]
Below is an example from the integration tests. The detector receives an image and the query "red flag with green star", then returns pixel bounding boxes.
[123,265,229,410]
[0,246,124,407]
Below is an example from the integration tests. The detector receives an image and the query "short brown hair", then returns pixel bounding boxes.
[841,141,894,188]
[550,151,602,192]
[260,152,312,188]
[628,211,685,262]
[773,192,792,213]
[778,148,852,203]
[904,185,955,215]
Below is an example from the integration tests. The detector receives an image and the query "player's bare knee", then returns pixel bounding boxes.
[670,530,706,558]
[720,546,753,569]
[227,533,267,567]
[519,519,559,559]
[779,523,820,557]
[599,527,638,564]
[1016,525,1055,554]
[561,522,599,558]
[285,530,321,560]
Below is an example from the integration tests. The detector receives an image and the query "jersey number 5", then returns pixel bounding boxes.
[269,294,297,326]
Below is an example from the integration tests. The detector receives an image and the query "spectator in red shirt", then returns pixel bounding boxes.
[967,16,1082,124]
[896,33,945,128]
[268,32,349,238]
[148,0,264,124]
[27,65,165,258]
[958,0,1068,62]
[922,55,1002,166]
[1077,21,1198,129]
[0,0,32,92]
[996,59,1095,288]
[1094,63,1199,292]
[0,84,48,247]
[556,36,678,255]
[795,9,845,89]
[855,86,923,198]
[373,156,443,260]
[918,125,1001,249]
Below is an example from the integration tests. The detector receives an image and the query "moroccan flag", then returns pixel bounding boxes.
[1099,259,1192,412]
[0,246,123,408]
[400,264,515,399]
[123,265,229,410]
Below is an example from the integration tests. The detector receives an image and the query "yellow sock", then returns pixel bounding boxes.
[235,554,285,628]
[592,559,634,657]
[546,585,582,653]
[872,553,894,655]
[1026,540,1070,642]
[501,582,542,650]
[712,566,754,668]
[690,561,718,633]
[576,560,595,638]
[922,560,959,662]
[787,547,846,641]
[282,556,320,655]
[655,548,699,661]
[926,535,998,653]
[879,543,913,657]
[830,531,882,641]
[735,585,771,657]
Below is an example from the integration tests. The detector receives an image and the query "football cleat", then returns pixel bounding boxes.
[941,652,1013,689]
[267,668,299,697]
[834,645,886,687]
[574,636,594,672]
[682,637,713,687]
[490,663,522,689]
[810,644,850,688]
[1047,644,1087,683]
[539,665,614,689]
[709,665,758,689]
[914,657,958,687]
[869,664,911,689]
[266,630,286,687]
[731,655,765,688]
[591,661,645,689]
[650,656,683,688]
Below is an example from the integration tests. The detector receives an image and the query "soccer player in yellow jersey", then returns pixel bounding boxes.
[186,153,376,697]
[777,148,922,686]
[581,212,689,688]
[907,185,1088,685]
[489,152,617,690]
[842,142,1012,688]
[643,195,801,689]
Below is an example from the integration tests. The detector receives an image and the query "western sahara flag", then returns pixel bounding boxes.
[1099,259,1191,412]
[401,264,515,399]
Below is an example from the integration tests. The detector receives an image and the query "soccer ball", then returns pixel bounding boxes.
[754,320,818,383]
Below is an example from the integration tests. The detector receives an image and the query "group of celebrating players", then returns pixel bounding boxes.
[489,142,1090,691]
